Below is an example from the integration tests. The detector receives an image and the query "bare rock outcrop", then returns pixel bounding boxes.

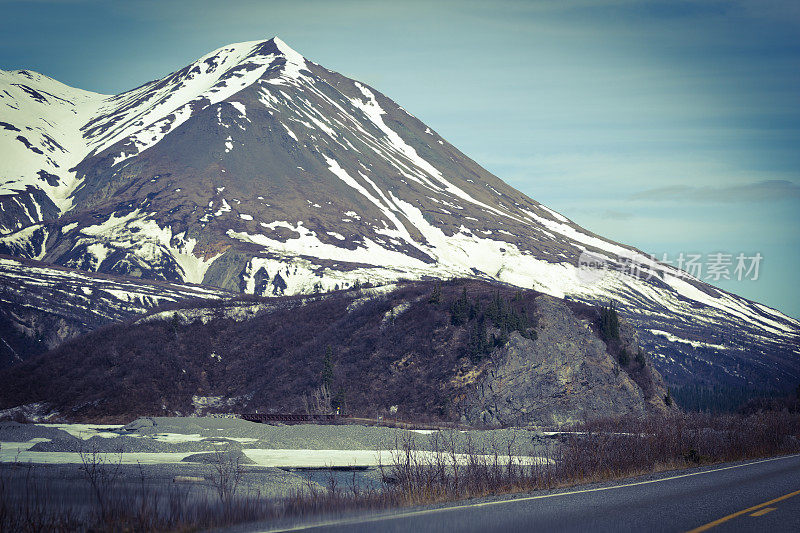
[465,295,673,426]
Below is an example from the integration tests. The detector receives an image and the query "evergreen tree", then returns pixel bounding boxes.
[428,282,442,304]
[466,316,492,362]
[333,385,347,411]
[449,288,537,356]
[599,301,620,342]
[468,296,479,320]
[450,288,471,325]
[485,290,504,324]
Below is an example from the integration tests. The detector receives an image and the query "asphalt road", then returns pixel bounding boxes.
[262,454,800,533]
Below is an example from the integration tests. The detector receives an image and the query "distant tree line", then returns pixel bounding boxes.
[671,384,794,413]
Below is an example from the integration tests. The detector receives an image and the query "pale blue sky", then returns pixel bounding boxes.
[2,0,799,317]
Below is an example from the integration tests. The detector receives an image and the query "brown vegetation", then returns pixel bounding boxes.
[0,280,551,421]
[2,412,799,531]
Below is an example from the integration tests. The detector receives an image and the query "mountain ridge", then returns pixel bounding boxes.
[0,279,676,424]
[0,37,798,390]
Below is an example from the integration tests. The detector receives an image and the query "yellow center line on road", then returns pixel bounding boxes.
[686,488,800,532]
[749,507,776,517]
[265,454,800,533]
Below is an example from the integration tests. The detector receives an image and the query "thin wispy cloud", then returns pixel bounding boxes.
[600,210,634,220]
[630,180,800,203]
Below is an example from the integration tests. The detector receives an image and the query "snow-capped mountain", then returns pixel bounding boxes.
[1,38,798,389]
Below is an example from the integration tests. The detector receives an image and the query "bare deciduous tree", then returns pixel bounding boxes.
[303,384,333,416]
[78,441,123,522]
[206,446,245,507]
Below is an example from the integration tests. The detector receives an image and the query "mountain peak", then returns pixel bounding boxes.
[270,36,300,56]
[203,36,305,63]
[269,36,307,78]
[244,36,307,74]
[188,37,308,83]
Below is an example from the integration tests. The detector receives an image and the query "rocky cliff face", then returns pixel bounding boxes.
[465,295,674,426]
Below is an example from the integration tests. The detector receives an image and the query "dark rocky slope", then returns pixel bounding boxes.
[0,256,233,367]
[0,280,674,424]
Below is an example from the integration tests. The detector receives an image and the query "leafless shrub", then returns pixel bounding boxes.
[303,384,333,416]
[78,439,124,523]
[0,445,80,532]
[553,411,800,485]
[378,412,800,506]
[206,445,245,510]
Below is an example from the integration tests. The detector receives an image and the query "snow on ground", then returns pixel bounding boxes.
[661,274,796,336]
[0,421,550,469]
[75,210,220,284]
[39,424,124,439]
[649,330,727,350]
[265,37,309,85]
[348,82,523,224]
[0,224,47,258]
[0,37,309,224]
[92,40,292,167]
[0,256,229,323]
[0,69,108,212]
[146,433,206,444]
[229,101,248,120]
[242,449,549,468]
[538,204,570,223]
[228,224,429,271]
[0,448,193,465]
[0,442,546,468]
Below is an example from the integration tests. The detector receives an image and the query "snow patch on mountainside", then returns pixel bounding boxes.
[74,210,219,284]
[0,223,48,259]
[0,69,107,212]
[649,330,728,350]
[169,232,220,285]
[349,82,524,224]
[266,37,308,85]
[228,223,428,271]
